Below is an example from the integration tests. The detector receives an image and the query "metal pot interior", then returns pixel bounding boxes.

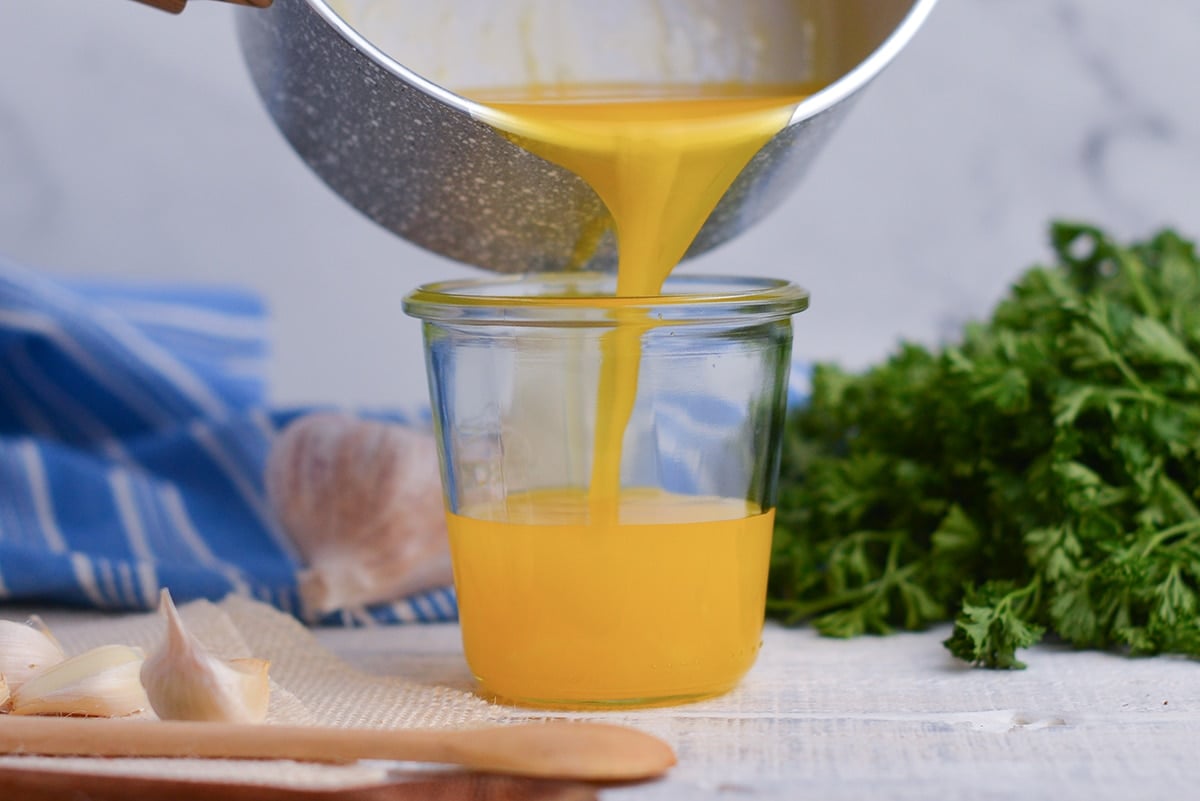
[320,0,916,107]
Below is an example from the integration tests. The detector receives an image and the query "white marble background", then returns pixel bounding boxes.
[0,0,1197,407]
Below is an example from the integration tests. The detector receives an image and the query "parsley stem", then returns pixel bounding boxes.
[1138,518,1200,557]
[765,561,921,623]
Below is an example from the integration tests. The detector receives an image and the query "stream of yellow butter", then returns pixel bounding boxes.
[472,86,809,512]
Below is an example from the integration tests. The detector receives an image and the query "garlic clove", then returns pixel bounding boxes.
[226,658,271,723]
[140,589,271,724]
[26,615,64,652]
[265,413,453,615]
[10,644,149,717]
[0,617,66,691]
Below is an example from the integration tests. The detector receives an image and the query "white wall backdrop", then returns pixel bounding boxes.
[1,1,1197,407]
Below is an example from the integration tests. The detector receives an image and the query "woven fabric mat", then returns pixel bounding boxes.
[0,597,506,787]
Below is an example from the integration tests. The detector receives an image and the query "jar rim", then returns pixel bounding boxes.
[403,273,809,325]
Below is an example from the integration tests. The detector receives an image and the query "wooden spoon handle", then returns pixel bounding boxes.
[0,767,598,801]
[132,0,272,14]
[0,718,675,782]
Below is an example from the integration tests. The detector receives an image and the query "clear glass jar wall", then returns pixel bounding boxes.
[404,273,807,708]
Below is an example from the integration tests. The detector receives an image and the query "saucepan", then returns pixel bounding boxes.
[142,0,938,274]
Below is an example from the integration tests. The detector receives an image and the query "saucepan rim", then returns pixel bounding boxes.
[303,0,940,128]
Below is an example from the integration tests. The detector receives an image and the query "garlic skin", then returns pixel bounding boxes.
[265,413,453,615]
[10,644,149,717]
[0,674,9,711]
[0,617,66,691]
[140,589,270,723]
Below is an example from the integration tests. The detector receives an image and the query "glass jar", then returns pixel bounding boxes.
[404,273,808,708]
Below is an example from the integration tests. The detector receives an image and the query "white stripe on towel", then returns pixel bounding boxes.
[9,342,127,460]
[0,308,175,429]
[96,300,269,341]
[189,421,298,563]
[109,471,155,563]
[159,484,251,596]
[20,441,67,553]
[70,553,108,608]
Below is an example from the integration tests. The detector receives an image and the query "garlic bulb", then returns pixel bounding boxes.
[265,413,453,615]
[140,589,270,723]
[0,617,66,691]
[0,674,9,711]
[10,644,148,717]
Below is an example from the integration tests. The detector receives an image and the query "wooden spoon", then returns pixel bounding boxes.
[0,767,598,801]
[0,718,676,782]
[132,0,272,14]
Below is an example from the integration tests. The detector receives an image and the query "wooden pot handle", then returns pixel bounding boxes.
[132,0,272,14]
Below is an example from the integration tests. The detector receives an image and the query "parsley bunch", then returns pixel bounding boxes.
[769,222,1200,668]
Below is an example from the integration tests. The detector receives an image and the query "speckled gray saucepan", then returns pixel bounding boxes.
[235,0,938,274]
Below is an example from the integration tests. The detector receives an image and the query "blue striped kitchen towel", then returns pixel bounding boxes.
[0,257,457,626]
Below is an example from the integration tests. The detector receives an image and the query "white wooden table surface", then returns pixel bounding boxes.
[320,622,1200,801]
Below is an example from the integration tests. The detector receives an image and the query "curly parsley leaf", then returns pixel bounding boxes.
[770,223,1200,669]
[944,580,1044,669]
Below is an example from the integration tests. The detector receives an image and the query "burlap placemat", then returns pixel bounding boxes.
[0,597,507,788]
